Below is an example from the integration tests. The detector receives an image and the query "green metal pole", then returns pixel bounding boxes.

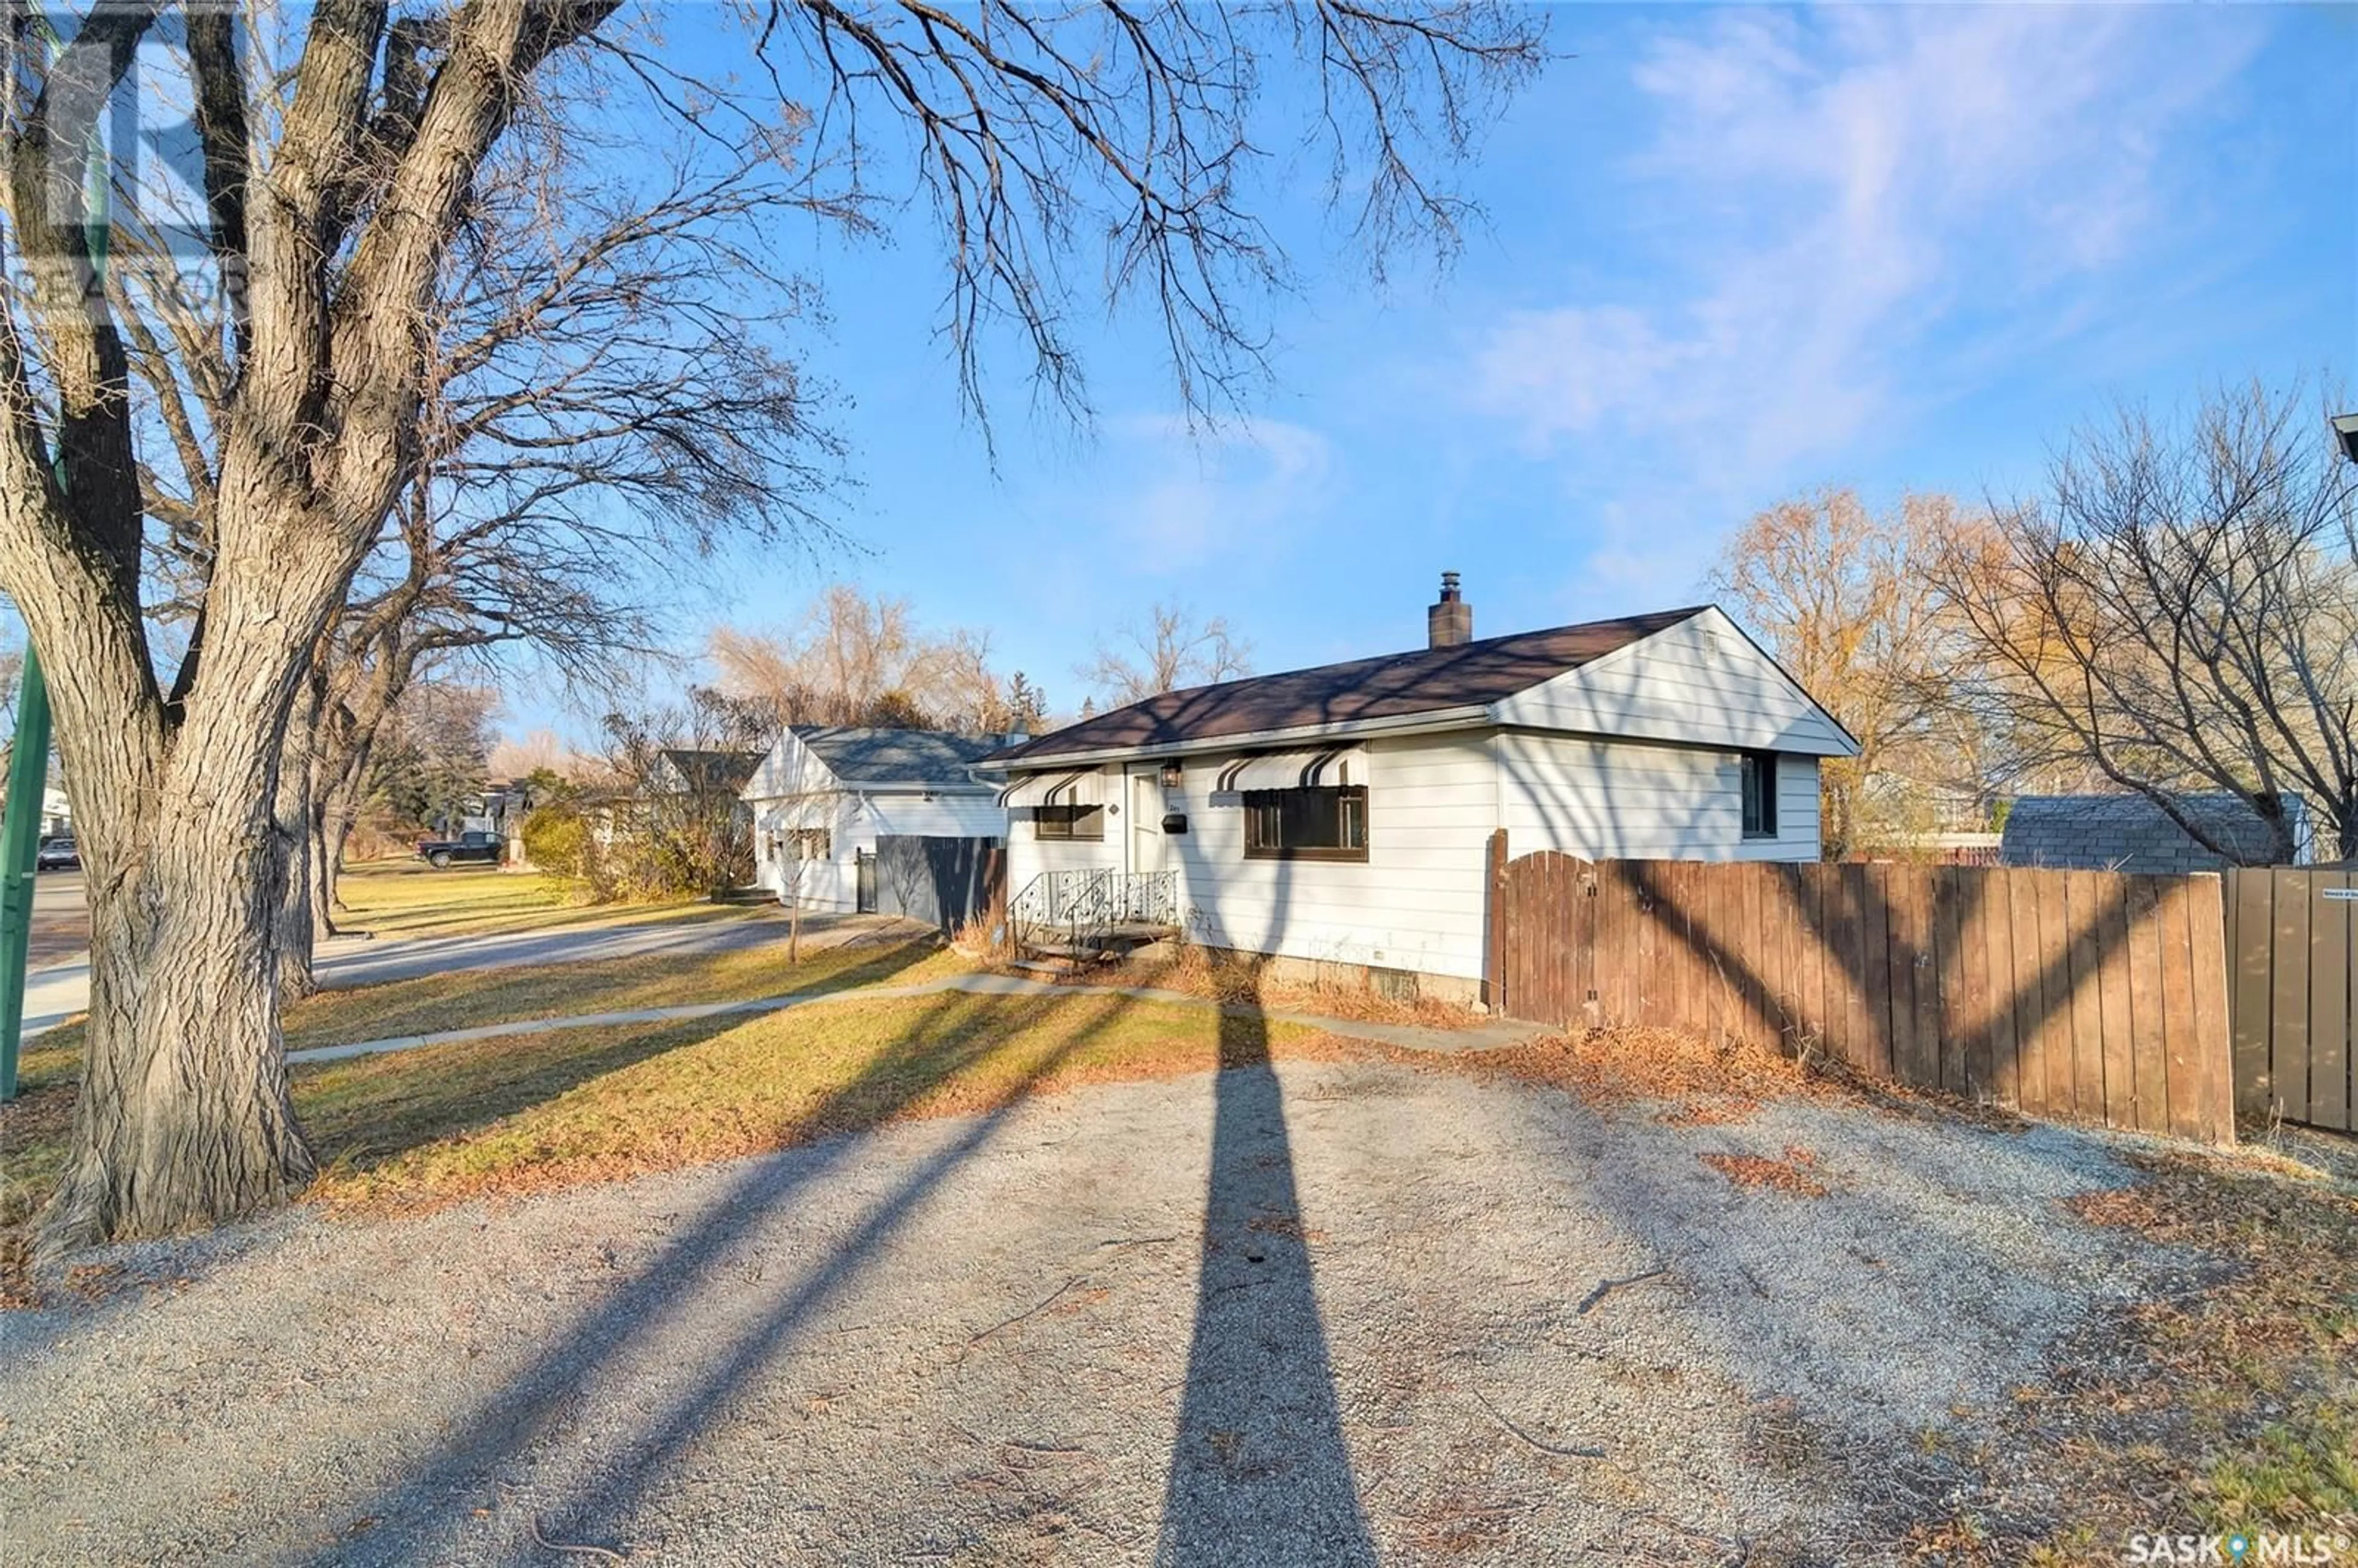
[0,645,52,1100]
[0,56,98,1098]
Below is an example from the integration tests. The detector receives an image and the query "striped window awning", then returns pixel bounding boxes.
[1213,747,1369,793]
[995,767,1105,809]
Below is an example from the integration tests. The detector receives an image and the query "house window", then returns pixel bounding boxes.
[1740,751,1778,839]
[1034,805,1105,841]
[1243,786,1368,861]
[785,828,831,860]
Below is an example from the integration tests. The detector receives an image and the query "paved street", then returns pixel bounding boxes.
[312,906,879,988]
[27,870,86,970]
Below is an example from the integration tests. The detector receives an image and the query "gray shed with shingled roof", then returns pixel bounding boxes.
[1999,792,2314,872]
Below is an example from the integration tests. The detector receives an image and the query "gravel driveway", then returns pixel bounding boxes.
[0,1055,2170,1566]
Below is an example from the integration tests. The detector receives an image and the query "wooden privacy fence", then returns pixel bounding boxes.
[2225,869,2356,1131]
[1487,840,2235,1144]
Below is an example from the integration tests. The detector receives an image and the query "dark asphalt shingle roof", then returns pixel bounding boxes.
[1999,792,2311,872]
[987,607,1710,765]
[790,726,1002,788]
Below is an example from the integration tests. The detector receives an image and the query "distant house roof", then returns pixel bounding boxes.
[788,726,1002,790]
[657,748,763,794]
[988,607,1712,766]
[1999,792,2312,873]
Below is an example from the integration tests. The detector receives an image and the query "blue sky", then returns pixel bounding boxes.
[655,2,2352,731]
[9,4,2348,742]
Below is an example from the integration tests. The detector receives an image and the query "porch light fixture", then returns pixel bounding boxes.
[1159,761,1183,789]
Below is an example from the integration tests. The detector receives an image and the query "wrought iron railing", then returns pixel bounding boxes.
[1008,868,1178,958]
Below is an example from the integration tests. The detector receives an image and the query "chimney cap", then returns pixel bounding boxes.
[1427,571,1473,647]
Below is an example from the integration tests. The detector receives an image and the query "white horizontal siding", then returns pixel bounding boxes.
[1163,735,1496,982]
[854,790,1005,842]
[747,725,1006,909]
[1498,731,1820,863]
[1491,607,1854,757]
[1002,723,1826,983]
[750,794,855,910]
[1005,765,1124,889]
[742,731,838,802]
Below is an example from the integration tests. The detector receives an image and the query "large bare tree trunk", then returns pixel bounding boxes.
[60,834,316,1245]
[41,586,324,1245]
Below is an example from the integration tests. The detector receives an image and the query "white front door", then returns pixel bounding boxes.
[1128,771,1165,876]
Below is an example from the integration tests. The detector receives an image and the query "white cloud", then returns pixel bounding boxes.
[1474,6,2263,475]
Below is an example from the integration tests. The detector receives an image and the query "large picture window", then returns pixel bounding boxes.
[1034,804,1105,841]
[1740,751,1778,839]
[1243,786,1368,861]
[785,828,831,860]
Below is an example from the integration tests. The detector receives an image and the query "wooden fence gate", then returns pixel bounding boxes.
[1489,841,2235,1144]
[2225,869,2356,1131]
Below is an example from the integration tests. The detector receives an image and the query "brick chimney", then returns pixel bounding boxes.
[1427,571,1473,648]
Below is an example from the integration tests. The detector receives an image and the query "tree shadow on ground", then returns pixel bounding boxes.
[304,983,1188,1566]
[1154,1001,1376,1564]
[286,926,940,1055]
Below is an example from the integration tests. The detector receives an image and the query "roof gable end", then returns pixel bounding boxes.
[1488,607,1858,756]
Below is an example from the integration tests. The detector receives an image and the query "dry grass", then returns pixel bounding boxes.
[0,933,955,1298]
[308,989,1363,1211]
[329,860,731,941]
[1068,942,1486,1031]
[21,919,947,1069]
[0,1059,76,1305]
[279,928,958,1052]
[1885,1149,2358,1564]
[2,982,1365,1300]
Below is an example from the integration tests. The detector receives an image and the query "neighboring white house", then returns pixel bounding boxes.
[741,727,1006,910]
[981,577,1859,1001]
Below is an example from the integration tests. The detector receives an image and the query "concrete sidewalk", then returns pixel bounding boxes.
[286,970,1548,1068]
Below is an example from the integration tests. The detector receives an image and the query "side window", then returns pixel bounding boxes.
[1242,786,1368,861]
[1740,751,1778,839]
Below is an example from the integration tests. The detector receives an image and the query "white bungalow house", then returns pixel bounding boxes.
[981,576,1858,1002]
[741,726,1005,910]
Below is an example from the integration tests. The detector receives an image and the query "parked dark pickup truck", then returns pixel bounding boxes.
[414,829,501,869]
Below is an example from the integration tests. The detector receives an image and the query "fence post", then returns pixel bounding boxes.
[1485,828,1508,1015]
